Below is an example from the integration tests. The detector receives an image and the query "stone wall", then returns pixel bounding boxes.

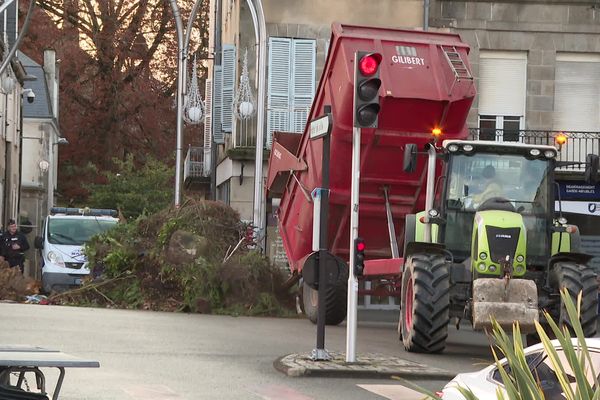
[430,0,600,129]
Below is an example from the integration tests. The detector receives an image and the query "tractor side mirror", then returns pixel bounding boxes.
[403,143,418,173]
[585,154,599,184]
[34,236,43,249]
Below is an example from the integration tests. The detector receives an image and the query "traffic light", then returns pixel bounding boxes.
[353,51,382,128]
[353,237,366,276]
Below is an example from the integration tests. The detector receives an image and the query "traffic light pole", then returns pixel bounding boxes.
[346,125,361,363]
[313,112,331,360]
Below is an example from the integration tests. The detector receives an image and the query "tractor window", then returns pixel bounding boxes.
[445,153,552,260]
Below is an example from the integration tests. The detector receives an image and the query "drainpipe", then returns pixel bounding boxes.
[423,0,430,31]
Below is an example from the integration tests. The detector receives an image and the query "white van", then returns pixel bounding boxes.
[35,207,119,293]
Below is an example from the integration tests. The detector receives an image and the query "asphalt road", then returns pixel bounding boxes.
[0,303,494,400]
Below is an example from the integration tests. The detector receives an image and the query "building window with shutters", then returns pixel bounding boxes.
[553,53,600,165]
[267,37,316,147]
[477,51,527,142]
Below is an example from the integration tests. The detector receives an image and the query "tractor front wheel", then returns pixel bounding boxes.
[551,261,598,337]
[400,253,450,353]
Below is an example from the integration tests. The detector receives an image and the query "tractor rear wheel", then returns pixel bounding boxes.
[551,261,598,337]
[400,253,450,353]
[302,261,348,326]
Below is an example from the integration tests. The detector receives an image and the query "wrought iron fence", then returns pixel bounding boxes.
[468,128,600,170]
[184,146,211,180]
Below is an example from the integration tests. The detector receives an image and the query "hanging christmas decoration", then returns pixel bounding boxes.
[233,48,256,120]
[184,54,205,124]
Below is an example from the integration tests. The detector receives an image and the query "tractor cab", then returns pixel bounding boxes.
[441,140,557,270]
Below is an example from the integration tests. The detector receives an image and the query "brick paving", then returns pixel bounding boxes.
[274,351,455,379]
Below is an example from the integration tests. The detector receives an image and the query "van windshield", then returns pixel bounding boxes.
[48,218,117,245]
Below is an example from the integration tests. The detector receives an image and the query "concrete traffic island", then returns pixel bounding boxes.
[274,352,454,379]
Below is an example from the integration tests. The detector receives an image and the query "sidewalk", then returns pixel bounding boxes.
[274,351,454,379]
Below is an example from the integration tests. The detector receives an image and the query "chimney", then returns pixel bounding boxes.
[43,48,59,120]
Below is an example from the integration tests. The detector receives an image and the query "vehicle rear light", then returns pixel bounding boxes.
[435,391,444,398]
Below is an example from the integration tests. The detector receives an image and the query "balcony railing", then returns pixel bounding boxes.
[184,145,211,180]
[468,128,600,171]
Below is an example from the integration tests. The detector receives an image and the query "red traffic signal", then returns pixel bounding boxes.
[354,51,382,128]
[358,53,382,76]
[354,237,366,276]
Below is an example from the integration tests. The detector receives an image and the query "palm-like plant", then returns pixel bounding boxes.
[411,288,599,399]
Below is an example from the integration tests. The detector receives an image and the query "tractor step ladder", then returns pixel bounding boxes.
[442,46,473,96]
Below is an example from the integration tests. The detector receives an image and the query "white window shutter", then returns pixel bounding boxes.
[222,44,236,133]
[479,51,527,116]
[213,66,224,143]
[553,55,600,132]
[267,37,292,147]
[291,39,316,133]
[553,54,600,165]
[203,79,213,175]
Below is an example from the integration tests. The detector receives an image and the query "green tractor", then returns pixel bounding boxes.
[401,139,599,353]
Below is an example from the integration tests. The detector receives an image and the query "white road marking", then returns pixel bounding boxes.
[122,384,182,399]
[358,384,429,400]
[249,384,314,400]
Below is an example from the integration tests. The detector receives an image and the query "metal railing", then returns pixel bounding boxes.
[468,128,600,170]
[184,146,211,180]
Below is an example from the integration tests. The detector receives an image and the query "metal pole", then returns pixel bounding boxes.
[252,0,267,250]
[424,144,437,243]
[170,0,185,208]
[315,127,330,359]
[211,0,222,200]
[346,126,361,363]
[0,0,35,76]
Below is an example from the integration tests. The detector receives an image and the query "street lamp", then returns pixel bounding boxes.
[169,0,204,208]
[47,136,69,211]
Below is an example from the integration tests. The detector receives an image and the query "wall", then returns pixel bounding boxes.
[430,0,600,129]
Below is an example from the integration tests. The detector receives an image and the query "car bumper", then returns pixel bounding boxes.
[42,271,87,293]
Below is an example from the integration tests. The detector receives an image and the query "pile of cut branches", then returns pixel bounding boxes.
[51,198,295,317]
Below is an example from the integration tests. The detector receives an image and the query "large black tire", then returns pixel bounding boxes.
[302,261,349,326]
[400,253,450,353]
[550,261,598,337]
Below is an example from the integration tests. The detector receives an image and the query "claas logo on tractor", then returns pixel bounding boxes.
[354,52,382,128]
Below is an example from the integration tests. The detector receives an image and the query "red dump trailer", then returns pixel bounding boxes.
[266,23,476,323]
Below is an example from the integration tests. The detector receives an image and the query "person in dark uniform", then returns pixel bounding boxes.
[1,219,30,274]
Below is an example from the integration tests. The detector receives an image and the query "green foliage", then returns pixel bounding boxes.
[86,154,173,219]
[59,199,295,317]
[414,289,599,400]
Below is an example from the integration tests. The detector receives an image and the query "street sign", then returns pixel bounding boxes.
[309,115,332,140]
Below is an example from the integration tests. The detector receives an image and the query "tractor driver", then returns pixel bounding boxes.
[472,165,503,205]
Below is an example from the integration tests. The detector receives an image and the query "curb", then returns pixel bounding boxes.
[274,352,455,380]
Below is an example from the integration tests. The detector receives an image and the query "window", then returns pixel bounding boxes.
[553,53,600,133]
[478,51,527,142]
[553,53,600,166]
[221,44,236,133]
[217,180,230,205]
[267,37,316,147]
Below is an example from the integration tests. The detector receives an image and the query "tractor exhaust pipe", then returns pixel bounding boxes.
[424,144,437,243]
